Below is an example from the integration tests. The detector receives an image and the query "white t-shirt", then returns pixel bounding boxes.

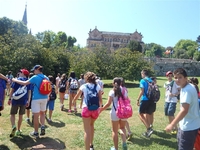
[164,80,179,103]
[96,79,104,91]
[79,83,101,108]
[78,79,85,86]
[179,83,200,131]
[56,76,60,87]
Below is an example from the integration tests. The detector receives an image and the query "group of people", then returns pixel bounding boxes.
[0,66,200,150]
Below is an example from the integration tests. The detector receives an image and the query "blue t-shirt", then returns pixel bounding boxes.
[139,77,152,101]
[0,79,6,106]
[29,73,49,100]
[11,77,30,105]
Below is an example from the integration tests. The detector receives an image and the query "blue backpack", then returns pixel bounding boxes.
[86,84,99,110]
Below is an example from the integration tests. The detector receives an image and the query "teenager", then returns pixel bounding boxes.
[8,69,30,137]
[164,71,180,134]
[101,77,128,150]
[72,72,102,150]
[165,68,200,150]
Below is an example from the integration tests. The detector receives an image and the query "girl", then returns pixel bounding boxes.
[72,72,102,150]
[58,74,67,111]
[101,77,128,150]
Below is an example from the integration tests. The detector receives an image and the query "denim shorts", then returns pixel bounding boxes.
[164,102,177,116]
[46,100,55,111]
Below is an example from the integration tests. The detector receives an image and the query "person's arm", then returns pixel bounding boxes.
[26,90,32,107]
[165,103,189,132]
[98,89,102,107]
[137,88,144,106]
[72,89,82,104]
[0,74,8,81]
[8,88,14,105]
[101,96,113,112]
[12,78,30,85]
[1,89,6,110]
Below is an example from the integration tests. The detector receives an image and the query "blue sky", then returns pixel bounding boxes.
[0,0,199,48]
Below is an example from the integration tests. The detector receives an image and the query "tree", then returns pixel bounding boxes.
[128,40,142,53]
[144,43,165,57]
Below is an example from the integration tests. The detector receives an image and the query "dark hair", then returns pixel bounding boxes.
[113,77,122,97]
[80,74,84,79]
[119,77,125,87]
[69,71,76,78]
[84,72,96,84]
[141,69,149,76]
[48,75,54,82]
[57,73,60,77]
[8,71,12,75]
[173,68,187,77]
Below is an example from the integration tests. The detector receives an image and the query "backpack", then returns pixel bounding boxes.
[59,79,67,93]
[12,85,27,100]
[86,84,99,111]
[49,83,57,100]
[144,79,160,102]
[39,78,52,95]
[113,88,133,119]
[194,129,200,150]
[69,78,79,90]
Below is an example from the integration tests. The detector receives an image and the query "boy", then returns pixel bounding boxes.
[45,75,57,122]
[165,68,200,150]
[164,71,180,134]
[8,69,30,137]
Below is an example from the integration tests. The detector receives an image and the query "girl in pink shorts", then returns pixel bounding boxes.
[72,72,102,150]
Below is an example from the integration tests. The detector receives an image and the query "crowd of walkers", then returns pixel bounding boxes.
[0,65,200,150]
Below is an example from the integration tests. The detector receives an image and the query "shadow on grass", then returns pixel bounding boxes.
[10,135,66,150]
[46,119,65,128]
[0,145,10,150]
[128,131,177,149]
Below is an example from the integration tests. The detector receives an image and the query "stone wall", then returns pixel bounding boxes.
[146,58,200,76]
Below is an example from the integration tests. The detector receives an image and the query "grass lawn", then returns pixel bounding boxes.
[0,77,187,150]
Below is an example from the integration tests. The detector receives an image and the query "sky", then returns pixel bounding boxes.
[0,0,200,48]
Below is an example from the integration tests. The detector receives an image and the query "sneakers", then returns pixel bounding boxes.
[110,147,116,150]
[127,132,133,140]
[29,131,39,138]
[171,129,177,135]
[122,143,127,150]
[15,130,22,136]
[10,126,16,138]
[68,110,72,113]
[90,145,94,150]
[40,126,45,136]
[26,118,30,123]
[147,128,153,137]
[142,132,149,138]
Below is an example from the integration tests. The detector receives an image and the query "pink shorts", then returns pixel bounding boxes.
[81,107,100,119]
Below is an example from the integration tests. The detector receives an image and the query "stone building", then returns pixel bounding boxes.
[87,26,144,51]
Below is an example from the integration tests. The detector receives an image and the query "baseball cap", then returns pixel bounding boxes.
[166,71,173,76]
[20,69,30,76]
[31,65,42,71]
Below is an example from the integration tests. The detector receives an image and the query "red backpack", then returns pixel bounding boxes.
[194,129,200,150]
[39,78,52,95]
[113,87,133,119]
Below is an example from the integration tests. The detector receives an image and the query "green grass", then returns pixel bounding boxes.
[0,77,194,150]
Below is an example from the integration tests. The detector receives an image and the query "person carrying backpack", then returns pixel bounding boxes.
[12,65,50,138]
[67,71,79,113]
[72,72,102,150]
[101,77,129,150]
[136,69,155,138]
[58,74,67,111]
[45,75,57,122]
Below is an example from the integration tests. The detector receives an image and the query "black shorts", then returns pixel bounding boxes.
[139,100,155,115]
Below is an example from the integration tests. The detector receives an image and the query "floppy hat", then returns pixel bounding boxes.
[166,71,173,76]
[31,65,42,71]
[20,69,29,76]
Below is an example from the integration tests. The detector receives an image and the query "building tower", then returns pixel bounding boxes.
[22,4,27,26]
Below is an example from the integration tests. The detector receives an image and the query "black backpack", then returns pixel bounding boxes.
[59,79,67,93]
[49,83,57,100]
[144,79,160,102]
